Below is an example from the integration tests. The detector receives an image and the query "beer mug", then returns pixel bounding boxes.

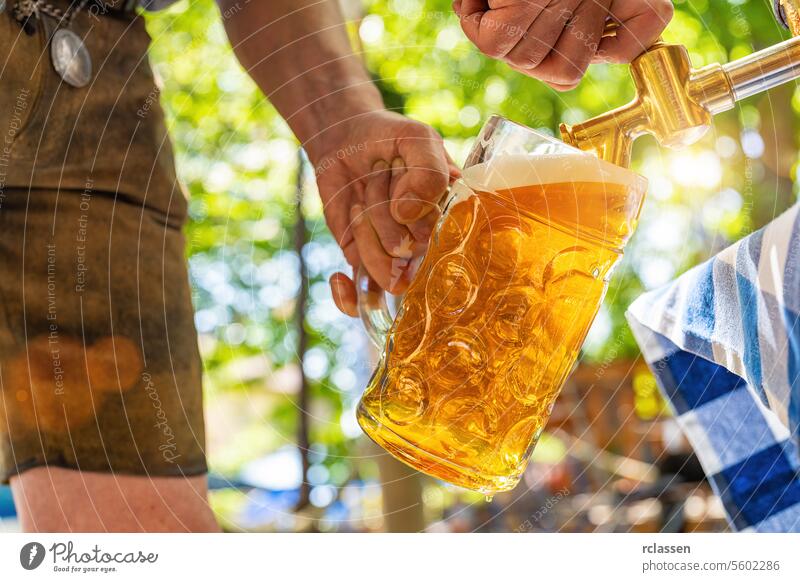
[356,115,647,494]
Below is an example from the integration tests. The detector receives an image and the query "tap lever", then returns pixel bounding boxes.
[561,3,800,169]
[776,0,800,34]
[776,0,789,29]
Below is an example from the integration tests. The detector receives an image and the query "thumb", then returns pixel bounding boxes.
[390,126,451,224]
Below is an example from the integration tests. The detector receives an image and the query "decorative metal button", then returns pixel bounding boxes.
[51,28,92,88]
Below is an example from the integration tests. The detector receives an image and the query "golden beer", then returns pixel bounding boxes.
[357,133,646,493]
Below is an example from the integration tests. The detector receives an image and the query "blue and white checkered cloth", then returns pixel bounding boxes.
[626,203,800,532]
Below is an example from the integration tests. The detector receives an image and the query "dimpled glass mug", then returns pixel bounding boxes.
[355,116,647,494]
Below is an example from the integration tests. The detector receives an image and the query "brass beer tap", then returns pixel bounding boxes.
[560,0,800,168]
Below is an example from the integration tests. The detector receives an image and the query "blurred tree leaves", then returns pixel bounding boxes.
[144,0,800,487]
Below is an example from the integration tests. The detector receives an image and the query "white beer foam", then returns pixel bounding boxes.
[462,153,645,193]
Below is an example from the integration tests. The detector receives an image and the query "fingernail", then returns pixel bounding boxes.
[372,160,389,172]
[394,194,428,222]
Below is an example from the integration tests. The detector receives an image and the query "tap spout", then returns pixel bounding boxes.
[561,42,717,167]
[559,101,648,169]
[560,32,800,168]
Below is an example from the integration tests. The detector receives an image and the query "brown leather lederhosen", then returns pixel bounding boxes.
[0,1,207,481]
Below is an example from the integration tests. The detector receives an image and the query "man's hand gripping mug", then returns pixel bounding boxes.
[356,115,647,494]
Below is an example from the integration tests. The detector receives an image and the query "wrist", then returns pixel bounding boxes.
[293,85,385,163]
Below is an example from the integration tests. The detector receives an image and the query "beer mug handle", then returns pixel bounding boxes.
[356,264,394,348]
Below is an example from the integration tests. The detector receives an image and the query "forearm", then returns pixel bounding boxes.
[217,0,384,160]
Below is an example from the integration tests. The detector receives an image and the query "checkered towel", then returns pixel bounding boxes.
[626,203,800,532]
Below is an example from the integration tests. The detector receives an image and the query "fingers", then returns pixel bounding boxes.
[454,0,546,60]
[389,124,452,224]
[407,206,441,244]
[350,203,411,295]
[545,80,581,92]
[524,0,610,87]
[357,164,440,295]
[329,272,358,317]
[340,238,359,269]
[316,171,363,256]
[388,155,446,244]
[507,62,580,91]
[330,160,440,318]
[446,152,462,184]
[598,0,674,63]
[454,0,674,86]
[366,160,421,258]
[502,0,574,72]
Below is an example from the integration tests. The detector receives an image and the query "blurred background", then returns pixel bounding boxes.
[3,0,797,532]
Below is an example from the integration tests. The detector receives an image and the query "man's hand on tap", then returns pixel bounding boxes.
[453,0,675,90]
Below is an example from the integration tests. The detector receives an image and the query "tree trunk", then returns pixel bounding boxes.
[755,83,795,228]
[367,343,425,532]
[372,441,426,532]
[295,149,311,510]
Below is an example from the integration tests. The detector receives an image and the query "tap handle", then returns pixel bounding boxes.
[775,0,789,29]
[601,19,664,47]
[776,0,800,34]
[602,20,620,38]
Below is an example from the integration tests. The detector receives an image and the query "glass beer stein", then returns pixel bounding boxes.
[356,115,647,494]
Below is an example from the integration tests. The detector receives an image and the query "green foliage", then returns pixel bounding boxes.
[147,0,359,478]
[143,0,799,515]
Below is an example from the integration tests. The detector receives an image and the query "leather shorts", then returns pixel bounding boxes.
[0,5,207,481]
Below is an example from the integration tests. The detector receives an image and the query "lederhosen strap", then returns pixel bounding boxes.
[88,0,138,18]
